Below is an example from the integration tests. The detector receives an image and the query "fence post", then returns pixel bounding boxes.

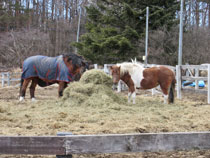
[195,68,199,90]
[94,64,98,69]
[1,73,5,87]
[152,88,156,95]
[176,65,182,99]
[56,132,73,158]
[7,72,10,86]
[104,64,109,74]
[208,65,210,104]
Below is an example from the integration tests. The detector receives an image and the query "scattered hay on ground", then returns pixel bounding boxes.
[62,69,127,107]
[1,78,210,157]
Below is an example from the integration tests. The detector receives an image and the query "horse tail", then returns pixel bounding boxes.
[168,78,176,103]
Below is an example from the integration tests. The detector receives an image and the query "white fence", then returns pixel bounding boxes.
[176,64,210,104]
[0,72,21,87]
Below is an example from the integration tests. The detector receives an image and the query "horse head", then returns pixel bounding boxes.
[63,53,89,81]
[110,65,121,85]
[74,60,89,81]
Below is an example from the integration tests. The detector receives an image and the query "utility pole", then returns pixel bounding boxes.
[178,0,184,66]
[76,7,82,43]
[145,7,149,67]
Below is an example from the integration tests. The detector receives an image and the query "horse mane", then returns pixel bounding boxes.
[117,62,144,77]
[63,52,89,68]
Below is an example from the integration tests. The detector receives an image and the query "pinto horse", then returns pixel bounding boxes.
[110,63,176,104]
[19,53,88,101]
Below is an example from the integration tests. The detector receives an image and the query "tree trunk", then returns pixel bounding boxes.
[66,0,69,21]
[26,0,31,30]
[195,1,200,27]
[15,0,20,29]
[209,3,210,28]
[42,0,46,24]
[51,0,55,20]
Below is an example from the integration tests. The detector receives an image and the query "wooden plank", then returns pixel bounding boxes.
[10,78,21,81]
[182,88,207,94]
[65,132,210,154]
[181,65,208,70]
[182,76,207,81]
[2,132,210,155]
[0,136,65,155]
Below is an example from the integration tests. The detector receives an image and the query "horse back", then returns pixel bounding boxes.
[141,66,175,89]
[157,66,175,79]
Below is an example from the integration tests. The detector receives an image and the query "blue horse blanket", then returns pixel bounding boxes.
[21,55,73,83]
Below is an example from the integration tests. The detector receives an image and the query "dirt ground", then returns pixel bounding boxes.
[0,84,210,158]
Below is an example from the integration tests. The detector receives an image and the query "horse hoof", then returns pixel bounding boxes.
[19,96,24,102]
[31,98,36,102]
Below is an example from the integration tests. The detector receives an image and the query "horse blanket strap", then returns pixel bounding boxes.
[21,55,73,83]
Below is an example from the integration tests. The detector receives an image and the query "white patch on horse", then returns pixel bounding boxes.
[117,62,145,88]
[164,94,168,104]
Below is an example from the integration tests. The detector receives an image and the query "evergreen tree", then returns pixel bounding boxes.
[0,0,30,31]
[74,0,179,64]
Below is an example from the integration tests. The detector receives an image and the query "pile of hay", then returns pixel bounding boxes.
[62,69,126,107]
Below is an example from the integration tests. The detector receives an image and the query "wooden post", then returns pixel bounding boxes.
[208,64,210,104]
[7,72,10,86]
[195,68,199,90]
[1,73,5,87]
[176,65,182,99]
[94,64,98,69]
[56,132,73,158]
[152,88,156,95]
[104,64,109,74]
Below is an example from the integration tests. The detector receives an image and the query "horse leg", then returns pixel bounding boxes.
[128,92,132,103]
[128,86,136,104]
[19,78,24,99]
[131,90,136,104]
[30,78,38,101]
[160,78,176,104]
[19,79,31,101]
[58,82,67,97]
[159,82,170,104]
[168,79,176,103]
[128,91,136,104]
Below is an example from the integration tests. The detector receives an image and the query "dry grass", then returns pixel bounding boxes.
[0,70,210,157]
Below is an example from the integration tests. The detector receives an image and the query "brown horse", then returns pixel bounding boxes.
[110,62,176,104]
[19,53,88,101]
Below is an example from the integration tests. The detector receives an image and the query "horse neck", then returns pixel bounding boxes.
[120,72,135,89]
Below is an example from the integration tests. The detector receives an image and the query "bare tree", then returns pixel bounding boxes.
[0,29,53,67]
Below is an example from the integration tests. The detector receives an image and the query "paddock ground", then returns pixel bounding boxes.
[0,84,210,158]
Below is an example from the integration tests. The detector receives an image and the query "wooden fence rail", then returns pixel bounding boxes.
[1,72,21,87]
[1,132,210,155]
[176,64,210,103]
